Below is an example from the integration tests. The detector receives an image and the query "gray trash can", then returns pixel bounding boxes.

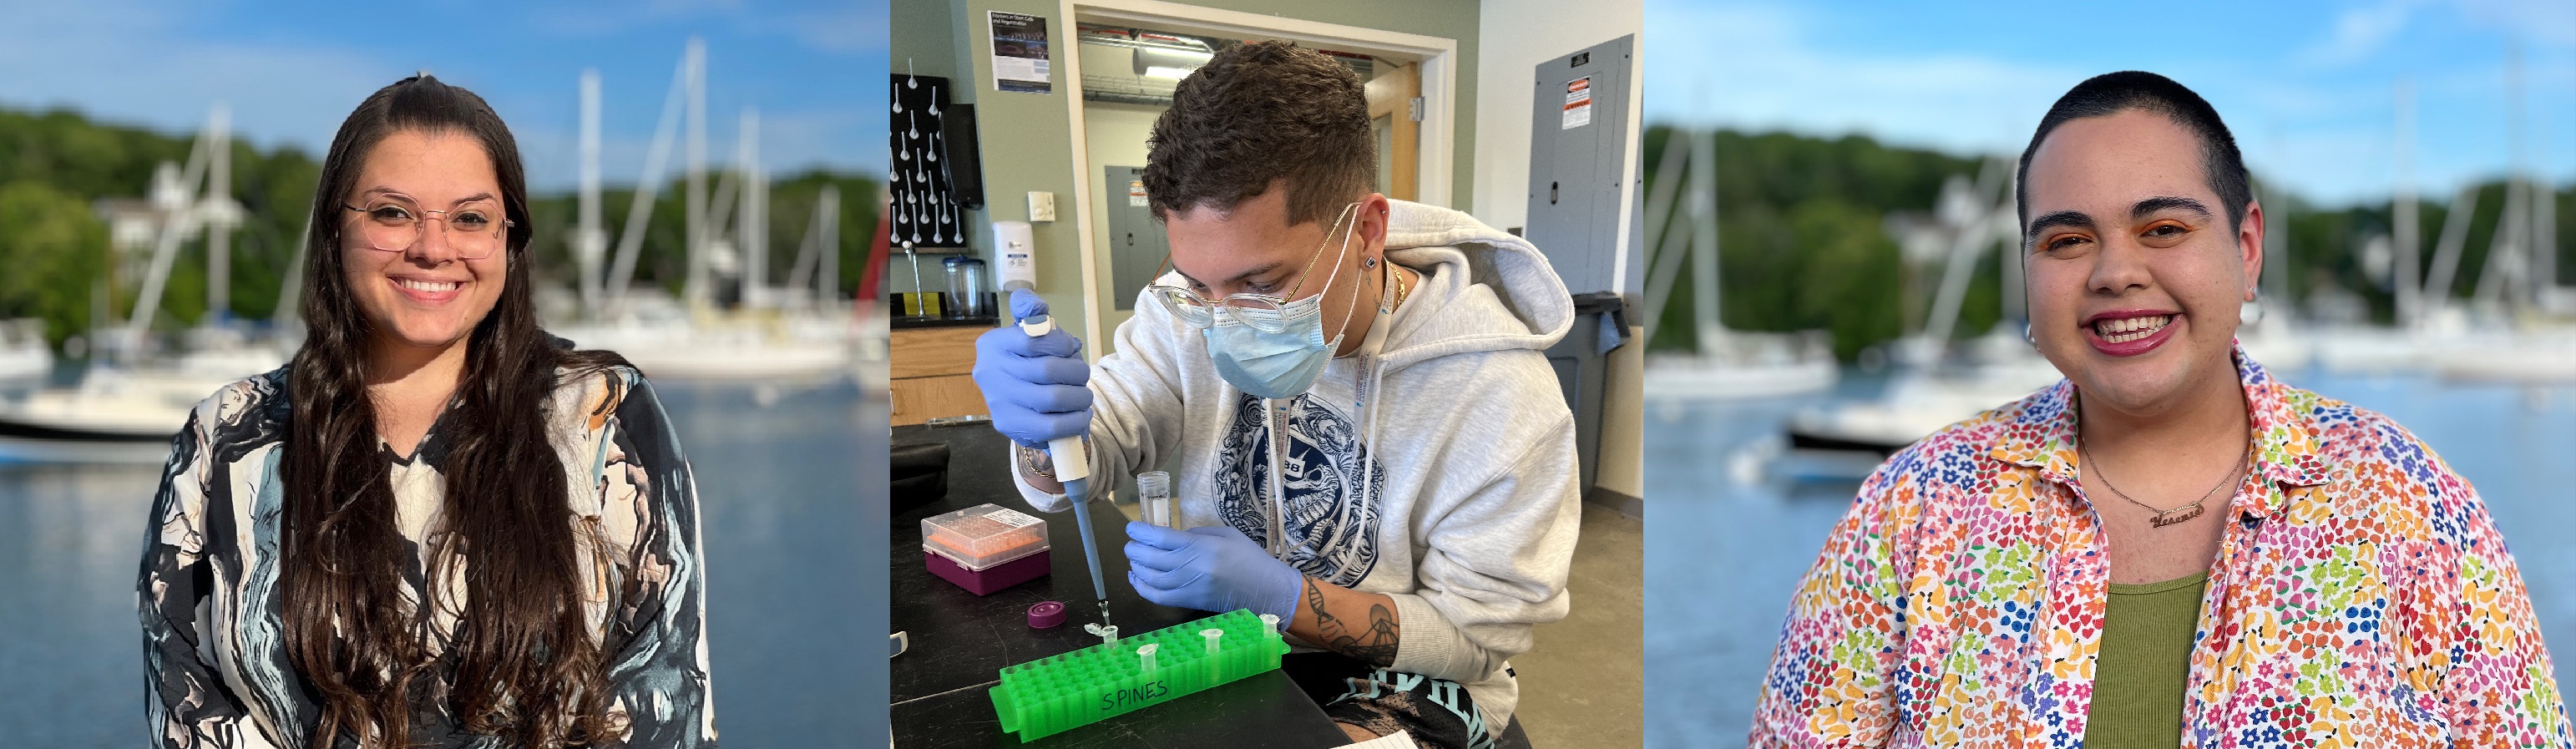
[1544,292,1627,496]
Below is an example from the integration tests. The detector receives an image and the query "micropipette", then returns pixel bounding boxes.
[1018,310,1112,631]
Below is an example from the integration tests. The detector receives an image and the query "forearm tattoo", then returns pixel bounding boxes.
[1017,443,1055,478]
[1308,577,1400,668]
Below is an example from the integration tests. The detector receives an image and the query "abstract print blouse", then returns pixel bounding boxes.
[1752,347,2569,748]
[139,365,716,748]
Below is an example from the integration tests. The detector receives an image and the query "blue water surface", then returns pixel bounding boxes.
[0,379,888,747]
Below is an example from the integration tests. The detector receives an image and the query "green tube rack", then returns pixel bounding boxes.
[989,609,1290,741]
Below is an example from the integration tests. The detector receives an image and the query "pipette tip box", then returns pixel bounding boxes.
[989,609,1290,741]
[922,504,1051,595]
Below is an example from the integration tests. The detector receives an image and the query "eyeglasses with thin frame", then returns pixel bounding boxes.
[1146,203,1362,334]
[342,196,514,261]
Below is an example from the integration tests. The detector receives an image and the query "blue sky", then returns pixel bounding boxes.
[0,0,889,191]
[1646,0,2576,205]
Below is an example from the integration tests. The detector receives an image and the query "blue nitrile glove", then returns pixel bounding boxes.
[1124,522,1304,621]
[972,289,1094,448]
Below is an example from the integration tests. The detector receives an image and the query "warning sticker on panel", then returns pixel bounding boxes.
[1561,76,1594,129]
[1128,180,1148,207]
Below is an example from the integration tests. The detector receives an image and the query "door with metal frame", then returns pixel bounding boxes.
[1365,61,1420,202]
[1103,164,1170,310]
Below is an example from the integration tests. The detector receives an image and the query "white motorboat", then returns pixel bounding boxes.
[0,319,51,382]
[1637,129,1838,402]
[554,310,855,383]
[0,366,235,463]
[1786,159,2052,455]
[1643,331,1837,401]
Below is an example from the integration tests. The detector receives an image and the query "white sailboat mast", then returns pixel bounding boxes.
[1688,128,1721,350]
[207,103,230,323]
[684,37,708,310]
[578,68,605,317]
[740,107,768,309]
[2394,78,2422,326]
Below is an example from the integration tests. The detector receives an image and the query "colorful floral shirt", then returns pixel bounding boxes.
[1751,347,2570,748]
[138,365,716,748]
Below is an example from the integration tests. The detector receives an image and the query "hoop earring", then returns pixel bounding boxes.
[2022,321,2033,345]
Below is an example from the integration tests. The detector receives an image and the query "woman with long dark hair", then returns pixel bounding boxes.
[139,75,716,748]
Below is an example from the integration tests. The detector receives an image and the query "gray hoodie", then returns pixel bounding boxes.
[1014,200,1582,730]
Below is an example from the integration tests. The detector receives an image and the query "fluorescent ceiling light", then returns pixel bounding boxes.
[1134,48,1212,79]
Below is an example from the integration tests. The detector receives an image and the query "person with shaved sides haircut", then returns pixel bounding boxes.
[969,41,1581,748]
[1748,70,2569,748]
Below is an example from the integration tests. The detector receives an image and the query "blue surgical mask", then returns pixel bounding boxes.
[1206,300,1334,397]
[1203,204,1364,397]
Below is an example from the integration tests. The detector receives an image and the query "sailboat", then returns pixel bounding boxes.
[546,39,858,382]
[1785,159,2060,455]
[0,104,252,462]
[0,319,48,383]
[1639,128,1837,400]
[2402,51,2576,385]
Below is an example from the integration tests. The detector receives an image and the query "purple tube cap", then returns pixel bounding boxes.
[1028,600,1068,629]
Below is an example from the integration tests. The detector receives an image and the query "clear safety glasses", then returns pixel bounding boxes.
[1144,202,1360,334]
[342,196,514,260]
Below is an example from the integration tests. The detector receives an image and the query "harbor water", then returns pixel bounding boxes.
[0,377,887,746]
[1645,367,2576,746]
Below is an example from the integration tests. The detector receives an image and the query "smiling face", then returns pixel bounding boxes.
[2021,109,2263,415]
[1161,184,1388,355]
[340,129,510,360]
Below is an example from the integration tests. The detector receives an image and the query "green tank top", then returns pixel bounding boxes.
[2088,570,2207,749]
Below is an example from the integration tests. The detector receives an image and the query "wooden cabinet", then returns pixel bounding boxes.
[890,326,992,426]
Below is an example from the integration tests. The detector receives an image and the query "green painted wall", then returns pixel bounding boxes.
[892,0,1482,356]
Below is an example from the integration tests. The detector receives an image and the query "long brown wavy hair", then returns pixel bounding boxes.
[283,74,629,748]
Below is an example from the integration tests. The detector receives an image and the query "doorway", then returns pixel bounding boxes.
[1054,0,1459,349]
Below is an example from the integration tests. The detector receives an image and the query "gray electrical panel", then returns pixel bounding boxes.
[1522,34,1637,297]
[1103,164,1170,310]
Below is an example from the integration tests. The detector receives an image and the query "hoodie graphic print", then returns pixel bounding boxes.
[1214,391,1384,589]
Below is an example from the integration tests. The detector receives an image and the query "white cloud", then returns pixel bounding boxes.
[525,0,883,56]
[2299,0,2422,68]
[757,4,891,54]
[0,0,403,155]
[1642,0,2078,158]
[0,0,884,190]
[1640,0,2576,205]
[2452,0,2576,47]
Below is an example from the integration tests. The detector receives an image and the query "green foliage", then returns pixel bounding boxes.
[1789,199,1907,361]
[1642,124,2574,357]
[0,180,108,347]
[1643,126,1978,359]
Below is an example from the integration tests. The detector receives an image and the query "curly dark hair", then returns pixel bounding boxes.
[1142,40,1375,226]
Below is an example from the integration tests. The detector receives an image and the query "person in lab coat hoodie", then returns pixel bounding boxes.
[970,40,1581,749]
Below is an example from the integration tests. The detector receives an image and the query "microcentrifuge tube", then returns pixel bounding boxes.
[1258,614,1280,638]
[1138,643,1159,673]
[1136,471,1174,528]
[1084,622,1120,644]
[1201,628,1222,655]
